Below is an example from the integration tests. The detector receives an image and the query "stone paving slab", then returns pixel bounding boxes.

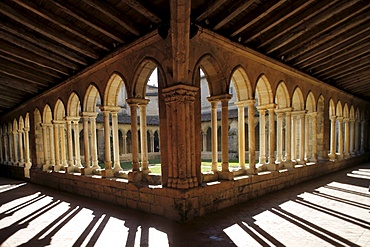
[0,162,369,246]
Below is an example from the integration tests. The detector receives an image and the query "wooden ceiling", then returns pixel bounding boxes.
[1,0,370,114]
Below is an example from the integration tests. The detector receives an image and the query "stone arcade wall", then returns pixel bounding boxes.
[1,155,368,222]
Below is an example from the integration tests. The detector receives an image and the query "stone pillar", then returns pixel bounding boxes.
[267,105,276,169]
[354,119,360,154]
[90,113,99,169]
[256,106,266,165]
[123,133,127,154]
[53,122,61,170]
[150,133,155,153]
[4,133,9,164]
[139,101,150,174]
[23,127,31,168]
[344,118,350,158]
[8,132,13,164]
[82,115,91,170]
[298,111,306,164]
[285,109,292,167]
[235,101,246,170]
[220,96,231,172]
[18,129,24,166]
[59,122,67,167]
[304,113,310,161]
[202,131,207,152]
[329,116,337,160]
[275,109,284,164]
[0,133,3,163]
[12,130,18,164]
[337,117,344,160]
[111,108,123,172]
[208,99,218,172]
[247,100,256,174]
[350,119,355,156]
[360,120,365,153]
[126,100,140,172]
[101,110,112,170]
[66,118,74,167]
[311,112,318,162]
[42,124,49,165]
[162,84,199,189]
[291,113,297,161]
[73,120,82,167]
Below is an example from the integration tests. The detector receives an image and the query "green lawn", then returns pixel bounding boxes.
[100,158,247,174]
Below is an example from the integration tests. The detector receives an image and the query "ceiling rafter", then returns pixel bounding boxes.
[123,0,161,24]
[51,0,125,43]
[231,0,287,38]
[323,63,370,81]
[195,0,228,23]
[0,75,39,94]
[0,2,99,59]
[12,0,110,51]
[81,0,140,36]
[213,0,254,31]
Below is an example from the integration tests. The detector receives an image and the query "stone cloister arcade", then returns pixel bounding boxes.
[1,30,369,221]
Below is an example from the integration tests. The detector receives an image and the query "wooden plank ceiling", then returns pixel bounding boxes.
[0,0,369,114]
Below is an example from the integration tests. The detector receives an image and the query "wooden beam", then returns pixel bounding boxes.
[283,4,370,61]
[0,69,49,87]
[12,0,110,51]
[51,0,125,43]
[0,42,71,75]
[335,70,370,86]
[0,21,89,66]
[123,0,161,24]
[0,82,32,97]
[0,29,81,70]
[323,63,370,81]
[264,0,361,54]
[0,75,41,94]
[81,0,140,36]
[213,0,254,31]
[0,2,99,59]
[256,0,340,50]
[231,0,287,37]
[318,57,370,80]
[0,52,62,79]
[195,0,228,23]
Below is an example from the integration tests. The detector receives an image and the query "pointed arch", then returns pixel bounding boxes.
[343,104,349,118]
[67,92,81,117]
[84,84,101,112]
[275,81,290,108]
[292,87,304,110]
[13,118,18,132]
[306,91,316,113]
[336,101,343,117]
[18,116,24,130]
[43,105,53,123]
[194,54,228,96]
[230,66,253,101]
[54,99,66,120]
[255,74,273,105]
[329,99,336,116]
[104,73,125,106]
[350,105,355,120]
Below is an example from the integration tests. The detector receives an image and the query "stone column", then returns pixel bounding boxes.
[256,106,266,165]
[100,109,112,170]
[82,115,91,169]
[275,109,284,164]
[126,100,140,171]
[298,111,306,164]
[111,108,123,172]
[284,109,292,167]
[354,119,360,154]
[337,117,344,160]
[329,116,337,160]
[344,118,350,158]
[360,120,365,153]
[59,122,67,167]
[0,133,3,163]
[47,124,55,166]
[291,113,297,161]
[7,132,13,164]
[23,127,31,166]
[202,131,207,152]
[4,133,9,164]
[267,105,276,168]
[311,112,318,162]
[162,84,199,189]
[139,101,150,174]
[235,101,246,170]
[350,119,355,156]
[207,99,218,172]
[42,124,49,165]
[65,118,74,167]
[247,100,256,174]
[90,113,100,169]
[12,130,18,164]
[304,113,310,161]
[220,96,231,172]
[73,120,82,167]
[150,133,155,153]
[18,129,24,166]
[123,133,127,154]
[53,121,61,169]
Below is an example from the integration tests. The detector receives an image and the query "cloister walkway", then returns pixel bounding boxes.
[0,162,369,247]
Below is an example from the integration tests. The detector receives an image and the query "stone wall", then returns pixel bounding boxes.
[1,155,368,222]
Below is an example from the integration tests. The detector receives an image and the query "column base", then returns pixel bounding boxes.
[128,170,142,182]
[42,164,51,171]
[284,160,294,169]
[256,163,267,172]
[217,171,234,181]
[328,153,336,161]
[67,165,76,173]
[296,159,306,165]
[81,167,94,175]
[266,163,279,171]
[53,164,63,172]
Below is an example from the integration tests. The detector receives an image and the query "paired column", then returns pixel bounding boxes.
[311,112,318,162]
[110,108,123,172]
[297,111,306,164]
[350,119,355,156]
[41,124,50,166]
[256,106,266,165]
[48,124,55,166]
[82,114,91,169]
[127,100,140,171]
[267,105,276,167]
[208,99,218,172]
[328,116,337,160]
[284,109,293,166]
[18,129,24,166]
[235,101,247,170]
[246,100,256,174]
[0,132,3,163]
[139,100,150,174]
[73,120,82,167]
[202,131,207,152]
[360,120,365,153]
[221,96,231,172]
[90,113,99,169]
[275,109,284,164]
[354,119,360,154]
[344,118,350,158]
[337,117,344,160]
[12,130,18,164]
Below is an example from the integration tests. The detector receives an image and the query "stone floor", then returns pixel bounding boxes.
[0,162,369,247]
